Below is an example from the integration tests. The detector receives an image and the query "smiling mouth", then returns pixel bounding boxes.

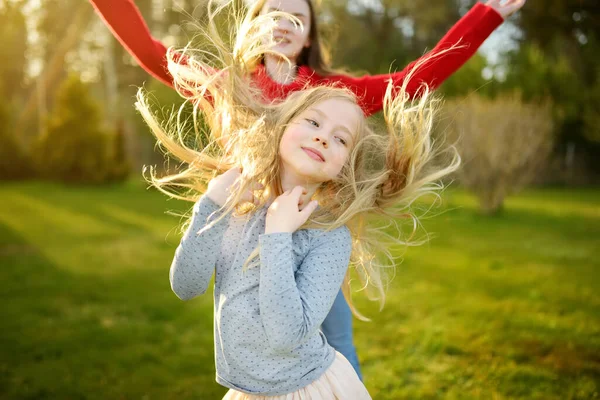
[302,147,325,162]
[273,36,291,45]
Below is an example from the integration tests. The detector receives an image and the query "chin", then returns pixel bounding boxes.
[300,171,332,184]
[276,47,301,59]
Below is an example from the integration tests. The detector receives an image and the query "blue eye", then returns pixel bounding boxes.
[306,119,319,127]
[335,136,347,146]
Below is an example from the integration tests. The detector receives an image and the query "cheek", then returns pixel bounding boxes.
[279,127,302,161]
[327,150,349,176]
[291,23,310,46]
[298,27,311,47]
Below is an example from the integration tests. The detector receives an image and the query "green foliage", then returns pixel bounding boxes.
[518,0,599,51]
[37,0,80,60]
[35,75,130,184]
[0,1,26,100]
[110,122,131,182]
[138,79,210,154]
[439,53,491,97]
[582,64,600,144]
[503,3,599,152]
[323,0,462,75]
[0,85,34,181]
[503,42,584,125]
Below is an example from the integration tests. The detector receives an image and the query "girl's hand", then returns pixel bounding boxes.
[206,167,262,207]
[485,0,526,19]
[265,186,319,234]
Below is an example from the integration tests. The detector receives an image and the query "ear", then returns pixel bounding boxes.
[304,38,311,48]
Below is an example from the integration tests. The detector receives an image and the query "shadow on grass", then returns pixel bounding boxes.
[0,219,223,400]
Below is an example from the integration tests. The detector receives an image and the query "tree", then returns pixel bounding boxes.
[499,0,600,180]
[35,75,130,184]
[0,83,34,180]
[322,0,462,74]
[0,1,27,102]
[444,94,554,214]
[15,0,94,144]
[0,2,33,180]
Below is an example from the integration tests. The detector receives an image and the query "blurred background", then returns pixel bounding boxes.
[1,0,598,399]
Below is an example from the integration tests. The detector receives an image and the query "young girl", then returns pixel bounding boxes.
[92,0,524,381]
[135,5,460,398]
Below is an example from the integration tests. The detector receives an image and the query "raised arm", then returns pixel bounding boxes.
[258,227,352,352]
[326,2,506,116]
[89,0,174,87]
[169,196,230,300]
[170,167,257,300]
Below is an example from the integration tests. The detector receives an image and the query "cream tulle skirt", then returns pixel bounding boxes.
[222,351,371,400]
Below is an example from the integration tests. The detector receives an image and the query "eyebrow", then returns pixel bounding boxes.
[267,7,308,18]
[311,109,354,138]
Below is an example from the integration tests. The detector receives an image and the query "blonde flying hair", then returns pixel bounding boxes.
[136,0,460,319]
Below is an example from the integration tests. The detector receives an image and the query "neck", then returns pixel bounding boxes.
[279,169,320,209]
[264,54,298,84]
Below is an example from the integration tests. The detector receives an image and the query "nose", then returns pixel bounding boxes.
[313,135,328,149]
[276,16,299,32]
[275,26,289,35]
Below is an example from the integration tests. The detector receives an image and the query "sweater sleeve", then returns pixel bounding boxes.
[89,0,174,87]
[169,196,230,301]
[258,227,352,352]
[324,2,504,116]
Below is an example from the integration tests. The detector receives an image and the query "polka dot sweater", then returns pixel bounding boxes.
[169,196,352,395]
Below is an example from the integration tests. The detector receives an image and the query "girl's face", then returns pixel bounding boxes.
[260,0,312,61]
[279,98,362,184]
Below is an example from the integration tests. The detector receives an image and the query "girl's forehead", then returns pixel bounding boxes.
[305,98,363,133]
[262,0,311,15]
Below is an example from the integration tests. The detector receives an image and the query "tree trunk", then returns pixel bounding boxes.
[16,3,94,146]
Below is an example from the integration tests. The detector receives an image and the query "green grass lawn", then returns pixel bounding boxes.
[1,180,598,399]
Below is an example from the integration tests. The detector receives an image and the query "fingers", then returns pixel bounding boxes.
[505,0,523,9]
[241,189,258,205]
[513,0,526,11]
[240,182,265,205]
[289,186,307,199]
[300,200,319,218]
[220,166,264,205]
[491,0,526,19]
[281,185,305,197]
[241,181,264,204]
[277,186,316,213]
[224,166,242,176]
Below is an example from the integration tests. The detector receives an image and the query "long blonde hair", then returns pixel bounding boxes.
[136,0,460,319]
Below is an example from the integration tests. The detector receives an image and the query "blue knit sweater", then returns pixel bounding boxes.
[170,196,352,395]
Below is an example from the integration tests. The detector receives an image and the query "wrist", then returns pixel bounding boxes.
[264,224,292,235]
[205,190,227,207]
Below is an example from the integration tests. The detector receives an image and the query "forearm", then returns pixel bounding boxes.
[170,196,229,300]
[258,230,351,352]
[258,233,310,351]
[400,2,504,93]
[89,0,174,87]
[338,2,504,115]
